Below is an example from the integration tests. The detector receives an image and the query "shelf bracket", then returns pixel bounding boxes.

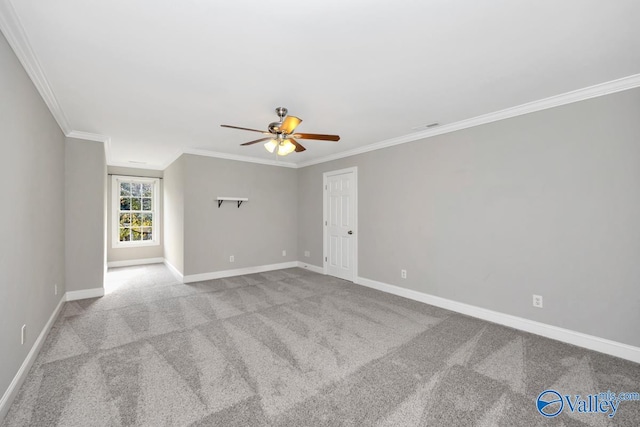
[216,197,248,208]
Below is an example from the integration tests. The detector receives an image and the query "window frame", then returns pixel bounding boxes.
[111,175,160,248]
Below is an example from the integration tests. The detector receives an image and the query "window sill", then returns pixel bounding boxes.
[112,241,160,249]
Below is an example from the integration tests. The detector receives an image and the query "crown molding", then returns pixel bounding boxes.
[182,148,298,169]
[0,0,71,134]
[106,160,167,171]
[66,130,110,143]
[297,73,640,168]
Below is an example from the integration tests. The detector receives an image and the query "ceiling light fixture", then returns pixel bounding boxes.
[264,138,297,156]
[264,139,278,153]
[222,107,340,156]
[277,139,296,156]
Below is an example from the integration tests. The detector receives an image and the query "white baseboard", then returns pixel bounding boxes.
[355,276,640,364]
[107,257,164,268]
[296,262,324,274]
[65,287,105,301]
[0,296,65,421]
[163,259,184,282]
[183,261,299,283]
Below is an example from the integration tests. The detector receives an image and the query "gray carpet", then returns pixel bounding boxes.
[2,265,639,426]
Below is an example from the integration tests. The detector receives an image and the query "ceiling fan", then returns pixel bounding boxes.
[221,107,340,156]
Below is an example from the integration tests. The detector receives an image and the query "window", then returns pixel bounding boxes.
[112,176,160,247]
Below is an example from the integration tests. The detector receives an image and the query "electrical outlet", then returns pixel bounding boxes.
[282,250,286,257]
[304,251,310,258]
[229,255,235,263]
[21,325,26,345]
[401,269,407,279]
[533,294,543,308]
[54,283,58,295]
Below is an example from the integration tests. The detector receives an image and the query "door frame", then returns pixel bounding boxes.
[323,166,358,280]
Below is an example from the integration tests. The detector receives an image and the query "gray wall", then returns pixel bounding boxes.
[64,137,106,292]
[298,87,640,347]
[0,32,66,406]
[182,154,298,276]
[106,166,163,263]
[163,156,185,274]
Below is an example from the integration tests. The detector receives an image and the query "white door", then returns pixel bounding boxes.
[324,168,357,281]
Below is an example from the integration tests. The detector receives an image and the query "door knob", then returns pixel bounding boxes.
[348,230,353,235]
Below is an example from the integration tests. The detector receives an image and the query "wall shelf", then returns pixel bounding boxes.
[216,197,248,208]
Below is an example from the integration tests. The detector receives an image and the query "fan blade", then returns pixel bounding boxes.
[292,132,340,141]
[280,116,302,134]
[289,138,306,152]
[240,137,272,146]
[221,124,270,134]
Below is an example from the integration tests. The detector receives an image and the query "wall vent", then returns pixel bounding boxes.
[411,122,440,130]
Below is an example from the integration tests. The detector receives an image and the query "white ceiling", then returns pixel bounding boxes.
[2,0,640,169]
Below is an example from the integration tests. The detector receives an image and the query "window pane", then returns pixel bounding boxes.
[142,213,153,226]
[114,178,159,246]
[132,228,142,241]
[131,198,141,210]
[142,227,152,240]
[119,227,130,241]
[120,182,131,196]
[119,213,131,226]
[120,197,131,211]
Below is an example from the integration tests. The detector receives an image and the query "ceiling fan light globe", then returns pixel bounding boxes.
[264,140,277,153]
[277,140,296,156]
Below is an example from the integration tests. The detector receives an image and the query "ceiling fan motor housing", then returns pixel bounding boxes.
[268,122,281,133]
